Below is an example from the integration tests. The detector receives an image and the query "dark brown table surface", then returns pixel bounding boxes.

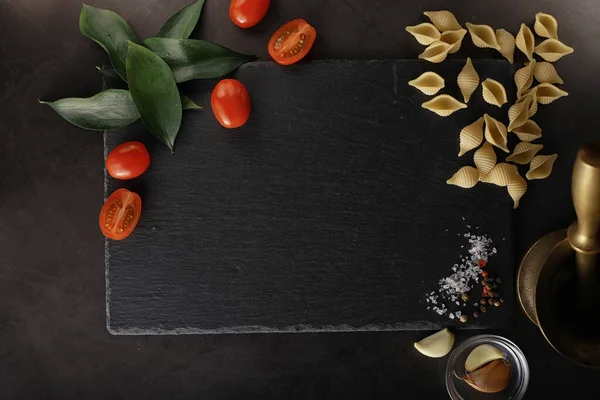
[1,0,599,398]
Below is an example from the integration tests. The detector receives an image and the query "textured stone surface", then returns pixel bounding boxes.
[105,60,514,334]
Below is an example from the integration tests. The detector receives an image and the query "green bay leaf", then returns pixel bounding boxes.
[97,67,203,111]
[126,42,182,151]
[144,37,257,83]
[39,89,140,131]
[181,95,203,110]
[157,0,205,39]
[79,4,140,80]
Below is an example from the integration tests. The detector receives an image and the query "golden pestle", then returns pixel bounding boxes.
[518,142,600,367]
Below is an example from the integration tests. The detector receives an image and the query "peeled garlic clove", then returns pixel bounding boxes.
[461,359,512,393]
[414,328,455,358]
[465,344,505,372]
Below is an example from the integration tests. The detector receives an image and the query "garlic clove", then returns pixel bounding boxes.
[414,328,455,358]
[462,358,512,393]
[465,344,505,372]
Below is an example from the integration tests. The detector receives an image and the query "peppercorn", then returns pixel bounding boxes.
[496,278,502,284]
[478,259,487,267]
[461,293,469,302]
[480,305,487,313]
[494,300,501,307]
[500,298,504,303]
[480,299,487,305]
[481,279,488,286]
[481,270,489,277]
[485,284,492,290]
[494,293,500,298]
[459,314,468,323]
[473,311,480,318]
[488,298,494,305]
[492,283,498,289]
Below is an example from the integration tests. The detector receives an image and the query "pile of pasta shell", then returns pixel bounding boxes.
[406,11,573,208]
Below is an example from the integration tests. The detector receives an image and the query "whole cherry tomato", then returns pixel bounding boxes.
[106,141,150,180]
[211,79,251,129]
[99,188,142,240]
[229,0,270,28]
[268,19,316,65]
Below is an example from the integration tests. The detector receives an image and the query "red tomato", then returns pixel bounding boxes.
[99,188,142,240]
[211,79,251,129]
[106,141,150,180]
[229,0,270,28]
[268,19,316,65]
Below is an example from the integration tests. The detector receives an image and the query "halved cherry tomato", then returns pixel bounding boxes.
[99,188,142,240]
[229,0,270,28]
[106,141,150,180]
[211,79,251,128]
[268,19,316,65]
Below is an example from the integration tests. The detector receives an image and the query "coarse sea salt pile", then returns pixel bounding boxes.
[425,232,497,319]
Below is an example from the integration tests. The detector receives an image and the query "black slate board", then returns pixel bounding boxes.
[105,60,515,334]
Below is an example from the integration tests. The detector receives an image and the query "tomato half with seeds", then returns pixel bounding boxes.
[106,141,150,180]
[211,79,251,128]
[229,0,270,28]
[268,19,316,65]
[99,188,142,240]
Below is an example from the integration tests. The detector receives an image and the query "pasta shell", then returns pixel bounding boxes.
[534,12,559,40]
[513,119,542,142]
[514,60,535,98]
[474,141,497,177]
[418,41,452,63]
[508,173,528,209]
[422,94,467,117]
[466,23,500,50]
[516,88,538,117]
[409,72,445,95]
[447,166,479,188]
[457,57,480,103]
[481,78,508,107]
[507,97,531,132]
[534,83,568,104]
[516,24,535,61]
[424,10,463,32]
[496,29,515,63]
[406,23,441,45]
[533,62,564,84]
[506,142,544,164]
[439,29,468,54]
[483,114,509,153]
[480,163,518,186]
[534,39,574,62]
[526,154,558,180]
[458,117,484,156]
